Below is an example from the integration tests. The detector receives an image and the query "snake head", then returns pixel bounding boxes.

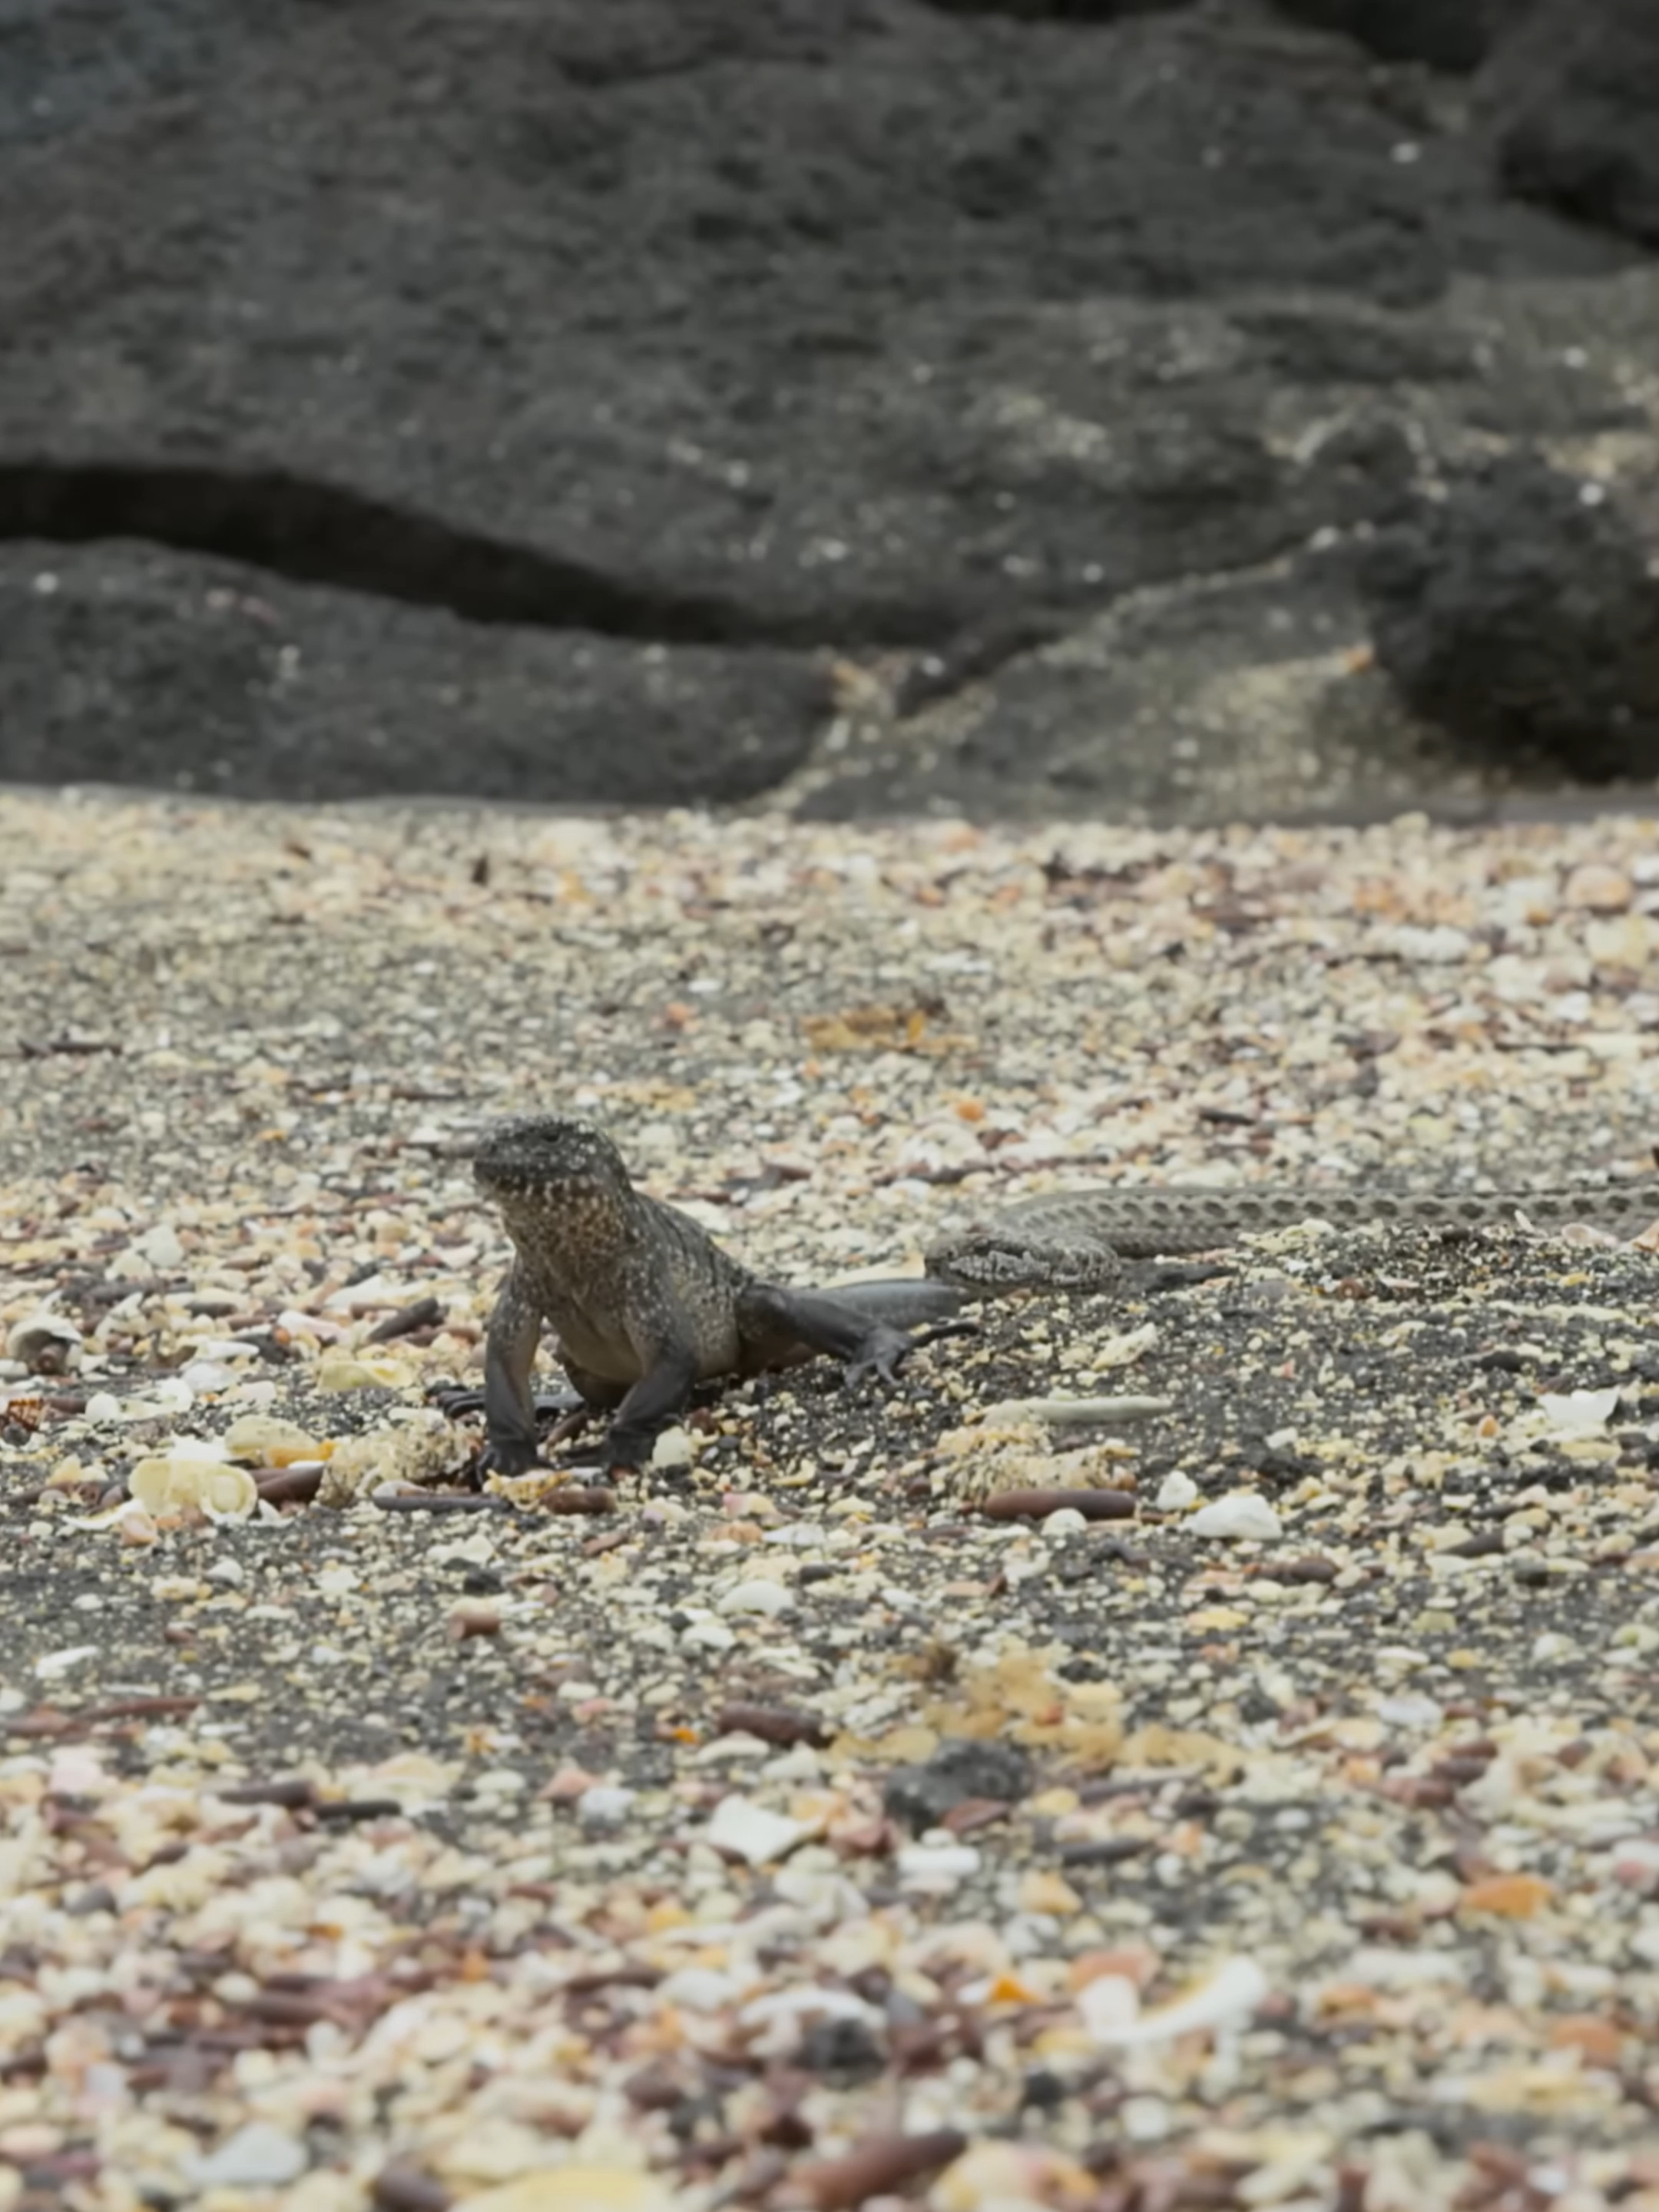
[922,1230,1126,1296]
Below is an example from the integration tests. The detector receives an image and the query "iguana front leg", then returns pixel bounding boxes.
[592,1343,702,1474]
[482,1262,550,1475]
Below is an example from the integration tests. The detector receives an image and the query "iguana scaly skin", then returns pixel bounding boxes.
[472,1114,964,1475]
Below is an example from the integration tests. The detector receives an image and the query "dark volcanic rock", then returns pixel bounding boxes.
[1482,0,1659,248]
[799,541,1437,823]
[0,543,825,804]
[883,1738,1034,1833]
[924,0,1190,18]
[0,0,1653,811]
[1358,457,1659,780]
[1270,0,1516,73]
[796,281,1659,823]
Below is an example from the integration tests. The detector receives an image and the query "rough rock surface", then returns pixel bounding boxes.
[1359,456,1659,784]
[1482,0,1659,250]
[2,0,1657,816]
[1,541,826,806]
[1271,0,1515,72]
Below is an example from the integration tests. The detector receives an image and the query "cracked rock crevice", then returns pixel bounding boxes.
[0,460,927,651]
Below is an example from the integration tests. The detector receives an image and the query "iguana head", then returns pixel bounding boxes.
[472,1114,634,1206]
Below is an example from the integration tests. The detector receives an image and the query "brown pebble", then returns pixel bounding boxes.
[1172,1786,1221,1819]
[790,2127,968,2210]
[1562,862,1633,914]
[940,1796,1012,1837]
[891,2015,977,2071]
[622,2058,687,2110]
[1357,1911,1421,1943]
[758,2103,815,2151]
[1335,2163,1370,2212]
[239,1989,334,2028]
[977,1488,1134,1522]
[714,1700,829,1748]
[1277,1555,1338,1584]
[563,1964,663,1997]
[8,1708,78,1740]
[216,1778,316,1810]
[1377,1776,1454,1810]
[370,2165,453,2212]
[313,1797,403,1824]
[543,1486,618,1515]
[255,1465,325,1507]
[16,2150,100,2184]
[1430,1754,1494,1786]
[366,1295,445,1343]
[1467,2141,1532,2187]
[582,1527,633,1555]
[446,1604,502,1641]
[1058,1836,1152,1868]
[84,1696,200,1724]
[372,1492,515,1515]
[1443,1529,1506,1559]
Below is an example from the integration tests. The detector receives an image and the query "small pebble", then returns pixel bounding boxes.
[1081,1955,1269,2046]
[1562,862,1633,912]
[188,2121,309,2188]
[791,2128,968,2210]
[575,1784,637,1830]
[657,1965,739,2012]
[705,1794,813,1866]
[447,1604,502,1641]
[137,1223,186,1270]
[716,1578,795,1617]
[5,1313,82,1369]
[1188,1492,1283,1541]
[180,1360,237,1392]
[128,1456,257,1522]
[681,1618,737,1653]
[982,1393,1172,1426]
[979,1487,1134,1522]
[649,1426,694,1470]
[316,1351,401,1392]
[896,1839,982,1892]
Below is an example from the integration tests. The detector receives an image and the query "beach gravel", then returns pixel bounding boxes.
[4,792,1659,2209]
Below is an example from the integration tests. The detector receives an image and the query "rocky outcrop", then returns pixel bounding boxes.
[1481,0,1659,249]
[2,0,1655,818]
[1271,0,1515,72]
[0,541,825,805]
[1359,457,1659,783]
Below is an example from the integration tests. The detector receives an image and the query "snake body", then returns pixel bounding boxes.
[923,1178,1657,1293]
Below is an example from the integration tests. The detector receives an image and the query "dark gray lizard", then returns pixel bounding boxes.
[472,1114,967,1476]
[468,1117,1656,1477]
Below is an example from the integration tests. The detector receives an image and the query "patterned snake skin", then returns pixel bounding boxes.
[923,1178,1659,1293]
